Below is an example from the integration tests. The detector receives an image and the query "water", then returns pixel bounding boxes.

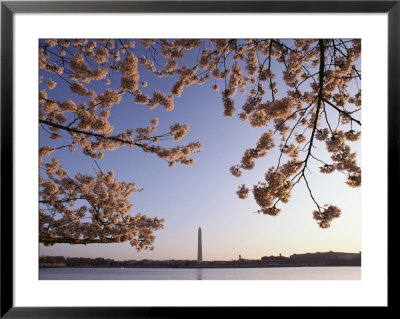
[39,266,361,280]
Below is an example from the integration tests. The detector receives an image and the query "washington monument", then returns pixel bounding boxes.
[197,227,202,263]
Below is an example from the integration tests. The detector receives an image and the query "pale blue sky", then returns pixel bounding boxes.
[39,39,361,261]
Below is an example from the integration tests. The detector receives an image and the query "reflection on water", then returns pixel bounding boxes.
[39,266,361,280]
[196,268,202,280]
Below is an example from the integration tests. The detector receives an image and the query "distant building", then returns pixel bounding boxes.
[289,251,361,266]
[261,254,290,265]
[197,227,202,263]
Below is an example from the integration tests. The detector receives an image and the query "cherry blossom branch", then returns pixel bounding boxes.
[301,40,326,172]
[303,174,322,212]
[39,57,73,85]
[40,119,147,148]
[272,40,327,210]
[322,98,361,126]
[39,236,116,245]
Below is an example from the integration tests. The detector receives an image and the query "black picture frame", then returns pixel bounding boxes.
[1,1,394,317]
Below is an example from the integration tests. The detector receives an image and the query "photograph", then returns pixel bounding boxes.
[1,1,393,315]
[38,38,362,280]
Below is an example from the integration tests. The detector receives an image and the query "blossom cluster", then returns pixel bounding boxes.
[312,205,342,228]
[142,141,202,167]
[39,155,164,250]
[230,130,275,176]
[251,160,303,216]
[170,123,189,141]
[318,130,362,188]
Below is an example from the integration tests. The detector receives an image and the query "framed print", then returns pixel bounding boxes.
[1,1,394,317]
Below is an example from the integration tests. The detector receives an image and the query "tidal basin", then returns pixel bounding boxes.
[40,266,361,280]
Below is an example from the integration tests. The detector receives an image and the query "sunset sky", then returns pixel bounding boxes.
[39,39,361,261]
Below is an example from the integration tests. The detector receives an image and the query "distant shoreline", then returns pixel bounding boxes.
[40,264,361,269]
[40,251,361,269]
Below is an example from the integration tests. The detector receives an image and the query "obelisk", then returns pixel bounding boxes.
[197,227,202,263]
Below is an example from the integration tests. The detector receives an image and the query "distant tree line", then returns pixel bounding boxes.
[40,252,361,268]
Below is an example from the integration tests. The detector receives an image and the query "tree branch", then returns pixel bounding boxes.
[39,119,144,147]
[39,236,116,245]
[322,98,361,126]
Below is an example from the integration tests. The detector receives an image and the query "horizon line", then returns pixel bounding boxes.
[39,250,362,261]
